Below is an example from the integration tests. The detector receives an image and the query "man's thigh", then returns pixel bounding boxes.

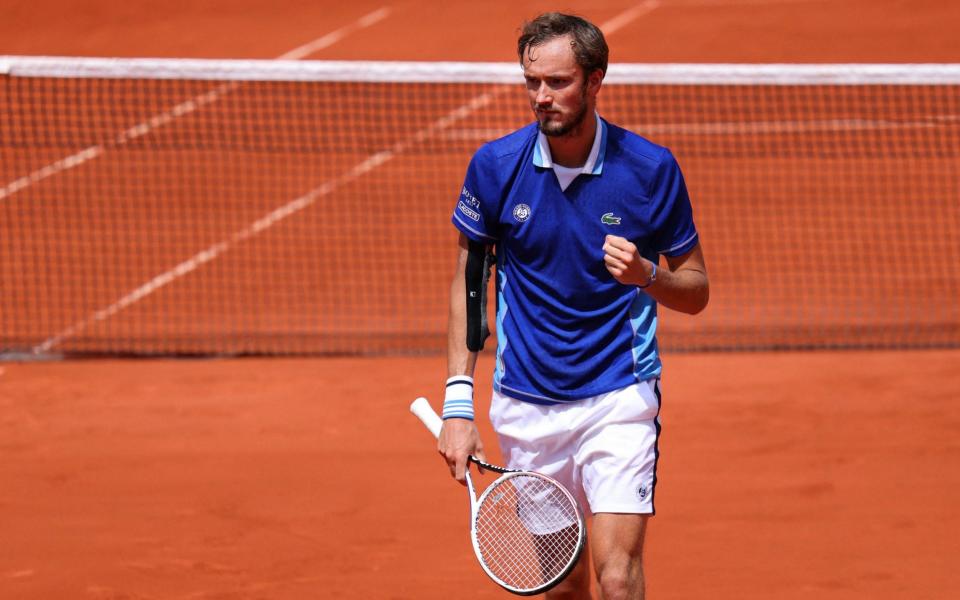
[591,514,649,590]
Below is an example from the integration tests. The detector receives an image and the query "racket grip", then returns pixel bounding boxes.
[410,397,443,439]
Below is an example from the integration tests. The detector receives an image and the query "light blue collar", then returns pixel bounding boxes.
[533,112,607,175]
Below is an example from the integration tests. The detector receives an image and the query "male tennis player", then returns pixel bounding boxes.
[439,13,709,599]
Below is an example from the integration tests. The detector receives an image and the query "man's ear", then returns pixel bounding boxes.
[587,68,604,95]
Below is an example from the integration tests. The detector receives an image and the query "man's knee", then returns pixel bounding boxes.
[591,513,648,599]
[596,560,643,600]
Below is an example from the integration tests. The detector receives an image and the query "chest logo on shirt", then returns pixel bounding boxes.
[601,212,622,225]
[513,204,532,222]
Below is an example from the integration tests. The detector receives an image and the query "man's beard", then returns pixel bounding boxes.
[537,84,590,138]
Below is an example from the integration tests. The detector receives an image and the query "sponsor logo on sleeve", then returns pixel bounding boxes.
[460,186,481,207]
[458,201,481,222]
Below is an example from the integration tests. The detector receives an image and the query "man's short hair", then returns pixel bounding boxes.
[517,13,609,78]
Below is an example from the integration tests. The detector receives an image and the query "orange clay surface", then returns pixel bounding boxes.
[2,1,960,599]
[1,352,959,599]
[2,0,959,62]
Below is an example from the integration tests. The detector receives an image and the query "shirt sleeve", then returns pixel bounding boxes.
[648,149,699,257]
[451,145,500,243]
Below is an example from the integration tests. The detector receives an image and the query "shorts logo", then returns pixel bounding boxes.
[637,485,648,500]
[601,212,622,225]
[513,204,532,222]
[458,201,481,222]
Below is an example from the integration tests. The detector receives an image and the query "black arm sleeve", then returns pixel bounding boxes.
[465,240,494,352]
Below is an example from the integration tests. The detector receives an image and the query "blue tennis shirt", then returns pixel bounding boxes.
[453,115,699,405]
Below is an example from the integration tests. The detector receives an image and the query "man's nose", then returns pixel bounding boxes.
[535,83,552,106]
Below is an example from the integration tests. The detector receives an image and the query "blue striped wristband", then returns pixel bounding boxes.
[442,376,475,420]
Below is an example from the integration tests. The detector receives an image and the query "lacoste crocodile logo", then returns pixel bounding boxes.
[601,212,622,225]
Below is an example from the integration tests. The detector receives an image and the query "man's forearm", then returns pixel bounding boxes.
[643,265,709,315]
[448,244,480,378]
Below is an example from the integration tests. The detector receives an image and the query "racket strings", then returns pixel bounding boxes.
[474,474,582,591]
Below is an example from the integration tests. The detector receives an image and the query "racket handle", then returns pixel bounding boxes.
[410,397,443,439]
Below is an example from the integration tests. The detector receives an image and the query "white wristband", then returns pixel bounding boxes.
[442,375,475,420]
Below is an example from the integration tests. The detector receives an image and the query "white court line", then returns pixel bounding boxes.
[602,0,662,34]
[1,146,105,200]
[279,7,391,60]
[0,7,391,203]
[30,4,657,354]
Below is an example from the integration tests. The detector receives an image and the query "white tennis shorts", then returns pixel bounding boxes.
[490,379,662,515]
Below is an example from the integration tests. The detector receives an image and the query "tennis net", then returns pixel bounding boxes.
[2,57,958,357]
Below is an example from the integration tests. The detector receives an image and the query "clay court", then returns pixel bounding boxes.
[2,1,959,598]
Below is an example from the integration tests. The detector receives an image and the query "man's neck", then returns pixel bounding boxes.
[546,113,597,168]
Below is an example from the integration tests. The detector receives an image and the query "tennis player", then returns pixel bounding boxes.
[440,13,709,599]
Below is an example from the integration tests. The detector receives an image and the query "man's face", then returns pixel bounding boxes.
[522,35,599,137]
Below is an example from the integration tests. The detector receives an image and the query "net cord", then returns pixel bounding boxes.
[3,56,960,85]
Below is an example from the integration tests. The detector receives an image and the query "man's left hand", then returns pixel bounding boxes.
[602,235,654,287]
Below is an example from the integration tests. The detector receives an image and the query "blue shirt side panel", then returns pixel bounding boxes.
[630,291,663,381]
[493,269,508,393]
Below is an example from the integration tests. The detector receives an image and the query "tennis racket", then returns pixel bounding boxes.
[410,396,586,596]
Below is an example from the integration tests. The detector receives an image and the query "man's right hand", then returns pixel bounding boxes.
[438,417,486,485]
